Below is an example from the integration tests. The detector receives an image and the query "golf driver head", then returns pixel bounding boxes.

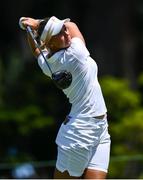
[52,70,72,89]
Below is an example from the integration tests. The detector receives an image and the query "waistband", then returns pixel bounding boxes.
[63,114,106,125]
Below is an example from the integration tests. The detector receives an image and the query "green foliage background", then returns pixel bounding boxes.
[100,76,143,178]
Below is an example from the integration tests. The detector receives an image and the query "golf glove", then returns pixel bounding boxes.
[19,17,26,30]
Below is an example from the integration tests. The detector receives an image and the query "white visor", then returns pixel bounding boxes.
[40,16,70,43]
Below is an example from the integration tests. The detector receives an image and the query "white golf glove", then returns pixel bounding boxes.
[19,17,27,30]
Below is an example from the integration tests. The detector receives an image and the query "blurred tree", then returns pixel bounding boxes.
[0,57,4,107]
[100,76,140,120]
[100,76,143,178]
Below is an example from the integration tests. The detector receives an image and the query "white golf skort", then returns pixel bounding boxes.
[55,114,111,177]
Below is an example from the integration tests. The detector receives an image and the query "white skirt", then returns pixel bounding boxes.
[55,115,111,177]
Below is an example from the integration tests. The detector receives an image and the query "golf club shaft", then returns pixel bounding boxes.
[26,26,53,75]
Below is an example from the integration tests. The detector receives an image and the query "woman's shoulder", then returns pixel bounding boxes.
[65,22,85,44]
[67,37,90,61]
[71,37,85,44]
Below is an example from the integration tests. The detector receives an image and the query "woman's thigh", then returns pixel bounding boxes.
[82,168,107,179]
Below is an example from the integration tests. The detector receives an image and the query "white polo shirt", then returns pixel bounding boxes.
[37,37,107,118]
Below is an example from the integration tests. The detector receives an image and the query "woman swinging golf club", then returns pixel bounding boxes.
[19,16,111,179]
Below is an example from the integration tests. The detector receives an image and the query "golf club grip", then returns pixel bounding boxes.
[26,26,38,46]
[26,26,53,75]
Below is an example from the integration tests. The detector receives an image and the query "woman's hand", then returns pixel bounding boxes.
[19,17,40,30]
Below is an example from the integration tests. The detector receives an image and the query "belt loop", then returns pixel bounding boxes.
[93,114,106,119]
[63,115,70,125]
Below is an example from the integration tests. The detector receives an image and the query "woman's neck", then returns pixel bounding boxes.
[47,47,68,58]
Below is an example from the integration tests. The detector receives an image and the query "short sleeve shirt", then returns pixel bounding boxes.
[38,37,107,118]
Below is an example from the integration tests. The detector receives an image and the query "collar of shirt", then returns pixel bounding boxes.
[46,49,65,63]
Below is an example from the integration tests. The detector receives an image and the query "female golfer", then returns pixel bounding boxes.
[19,16,111,179]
